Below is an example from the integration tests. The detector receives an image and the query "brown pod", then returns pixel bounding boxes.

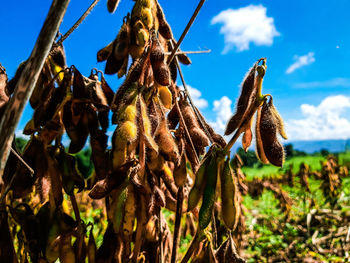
[173,152,187,187]
[88,177,113,199]
[97,41,113,62]
[269,98,288,140]
[107,0,120,13]
[118,56,129,78]
[6,61,26,95]
[150,36,165,64]
[73,67,87,99]
[185,142,200,173]
[191,127,210,148]
[0,65,9,110]
[153,63,170,86]
[105,19,130,75]
[90,130,109,181]
[100,74,114,105]
[156,1,173,40]
[167,104,179,130]
[196,108,226,147]
[169,58,178,82]
[105,53,125,75]
[179,97,210,147]
[242,119,253,152]
[49,43,66,68]
[147,98,161,134]
[255,107,269,164]
[154,115,179,161]
[153,185,166,207]
[225,63,257,135]
[63,103,89,154]
[259,98,285,167]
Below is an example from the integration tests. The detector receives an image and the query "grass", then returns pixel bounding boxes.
[242,154,341,180]
[241,152,350,262]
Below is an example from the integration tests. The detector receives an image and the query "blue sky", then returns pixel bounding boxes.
[1,0,350,141]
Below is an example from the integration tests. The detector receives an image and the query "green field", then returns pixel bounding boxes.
[240,152,350,262]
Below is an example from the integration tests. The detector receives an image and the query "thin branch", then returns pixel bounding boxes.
[58,0,100,44]
[0,0,70,181]
[164,49,211,56]
[10,147,34,175]
[70,194,81,222]
[170,41,214,145]
[171,186,184,263]
[167,0,207,65]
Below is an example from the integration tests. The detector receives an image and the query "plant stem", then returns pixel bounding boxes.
[58,0,100,44]
[164,49,211,56]
[70,193,81,222]
[180,230,205,263]
[0,0,70,181]
[171,186,184,263]
[167,0,207,65]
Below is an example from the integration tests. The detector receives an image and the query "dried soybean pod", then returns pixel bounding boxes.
[196,107,226,147]
[150,36,170,86]
[242,118,253,152]
[269,98,288,140]
[87,225,96,263]
[180,97,210,147]
[225,63,257,135]
[220,159,240,231]
[100,74,114,106]
[198,149,220,230]
[154,114,179,161]
[255,106,269,164]
[0,66,8,109]
[107,0,120,13]
[105,19,130,75]
[260,98,285,167]
[174,152,187,187]
[156,0,173,40]
[97,41,113,62]
[167,104,179,130]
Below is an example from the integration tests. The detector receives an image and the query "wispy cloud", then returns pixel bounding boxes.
[180,85,208,109]
[211,5,280,53]
[209,96,233,135]
[286,52,315,74]
[286,95,350,141]
[294,78,350,88]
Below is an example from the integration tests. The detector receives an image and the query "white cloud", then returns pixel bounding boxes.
[294,78,350,89]
[209,96,233,135]
[286,95,350,141]
[286,52,315,74]
[211,5,280,53]
[180,85,208,109]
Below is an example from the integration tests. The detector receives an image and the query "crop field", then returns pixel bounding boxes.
[0,0,349,262]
